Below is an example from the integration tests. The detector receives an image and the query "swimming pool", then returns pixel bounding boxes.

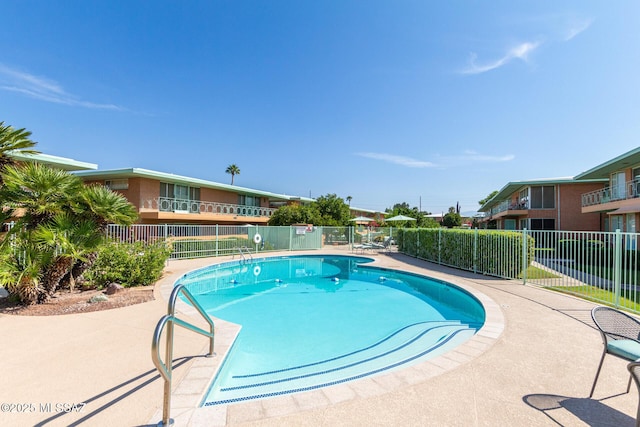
[176,255,485,405]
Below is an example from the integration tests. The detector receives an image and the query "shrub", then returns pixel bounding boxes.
[397,228,533,278]
[84,240,171,288]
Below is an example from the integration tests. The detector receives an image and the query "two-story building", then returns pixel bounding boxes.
[74,168,316,226]
[575,146,640,232]
[479,178,606,231]
[6,153,385,227]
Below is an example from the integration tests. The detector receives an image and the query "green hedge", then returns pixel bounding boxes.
[397,228,534,278]
[85,240,171,288]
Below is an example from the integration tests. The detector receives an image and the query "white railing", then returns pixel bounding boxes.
[582,178,640,207]
[490,200,529,216]
[397,227,640,314]
[140,197,276,217]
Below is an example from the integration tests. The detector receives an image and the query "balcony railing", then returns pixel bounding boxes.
[582,178,640,207]
[490,200,529,216]
[140,197,276,217]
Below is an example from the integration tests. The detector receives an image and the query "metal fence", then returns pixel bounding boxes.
[526,229,639,312]
[396,227,640,314]
[105,224,364,259]
[104,224,640,313]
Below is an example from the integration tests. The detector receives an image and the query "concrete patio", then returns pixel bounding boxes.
[1,250,638,426]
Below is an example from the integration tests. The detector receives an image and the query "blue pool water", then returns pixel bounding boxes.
[176,255,485,405]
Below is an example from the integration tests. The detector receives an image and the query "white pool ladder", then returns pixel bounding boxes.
[151,284,215,426]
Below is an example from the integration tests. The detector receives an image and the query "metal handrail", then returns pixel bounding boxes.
[151,284,215,427]
[233,246,253,263]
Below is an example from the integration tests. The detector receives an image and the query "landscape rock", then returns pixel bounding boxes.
[105,283,124,295]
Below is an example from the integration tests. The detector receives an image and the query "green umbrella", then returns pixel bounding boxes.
[385,215,416,222]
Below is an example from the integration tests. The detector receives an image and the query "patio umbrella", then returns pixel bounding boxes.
[385,215,416,222]
[350,216,375,223]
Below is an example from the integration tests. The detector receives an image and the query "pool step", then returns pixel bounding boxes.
[205,321,476,405]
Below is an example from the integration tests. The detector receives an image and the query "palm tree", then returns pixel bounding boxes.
[225,164,240,185]
[0,164,139,302]
[75,184,139,231]
[60,184,139,288]
[0,162,84,229]
[0,122,39,183]
[346,196,352,206]
[35,214,104,295]
[0,238,51,304]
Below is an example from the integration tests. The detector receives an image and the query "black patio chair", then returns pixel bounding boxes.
[590,306,640,398]
[628,361,640,427]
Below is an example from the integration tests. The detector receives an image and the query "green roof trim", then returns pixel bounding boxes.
[479,177,608,212]
[575,146,640,180]
[9,152,97,171]
[73,168,315,202]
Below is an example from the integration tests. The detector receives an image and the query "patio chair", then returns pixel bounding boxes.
[590,306,640,398]
[628,360,640,427]
[369,236,393,252]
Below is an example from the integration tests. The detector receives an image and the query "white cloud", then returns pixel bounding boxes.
[356,152,436,168]
[563,19,593,41]
[356,150,514,168]
[460,150,515,162]
[0,63,124,110]
[461,41,541,75]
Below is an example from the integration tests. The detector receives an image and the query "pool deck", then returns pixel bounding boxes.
[2,249,639,426]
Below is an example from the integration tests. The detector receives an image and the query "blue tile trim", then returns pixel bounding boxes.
[233,320,461,379]
[204,328,471,407]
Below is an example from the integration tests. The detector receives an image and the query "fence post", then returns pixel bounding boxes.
[522,228,528,285]
[350,226,354,249]
[473,228,478,274]
[215,224,219,257]
[614,229,622,308]
[438,228,442,264]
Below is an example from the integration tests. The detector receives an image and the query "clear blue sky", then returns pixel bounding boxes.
[2,1,639,214]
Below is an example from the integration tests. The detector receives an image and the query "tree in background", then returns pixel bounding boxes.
[442,206,462,228]
[314,194,351,226]
[346,196,352,206]
[268,204,320,226]
[268,194,351,226]
[225,164,240,185]
[384,202,439,228]
[478,190,498,207]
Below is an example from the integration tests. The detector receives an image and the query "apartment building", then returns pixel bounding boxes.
[479,178,606,231]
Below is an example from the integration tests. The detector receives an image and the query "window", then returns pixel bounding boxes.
[238,195,259,207]
[611,172,626,200]
[529,218,555,230]
[504,219,516,230]
[610,215,624,232]
[530,186,555,209]
[105,179,128,190]
[159,182,200,213]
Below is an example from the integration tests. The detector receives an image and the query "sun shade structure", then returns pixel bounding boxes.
[350,216,375,222]
[385,215,416,222]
